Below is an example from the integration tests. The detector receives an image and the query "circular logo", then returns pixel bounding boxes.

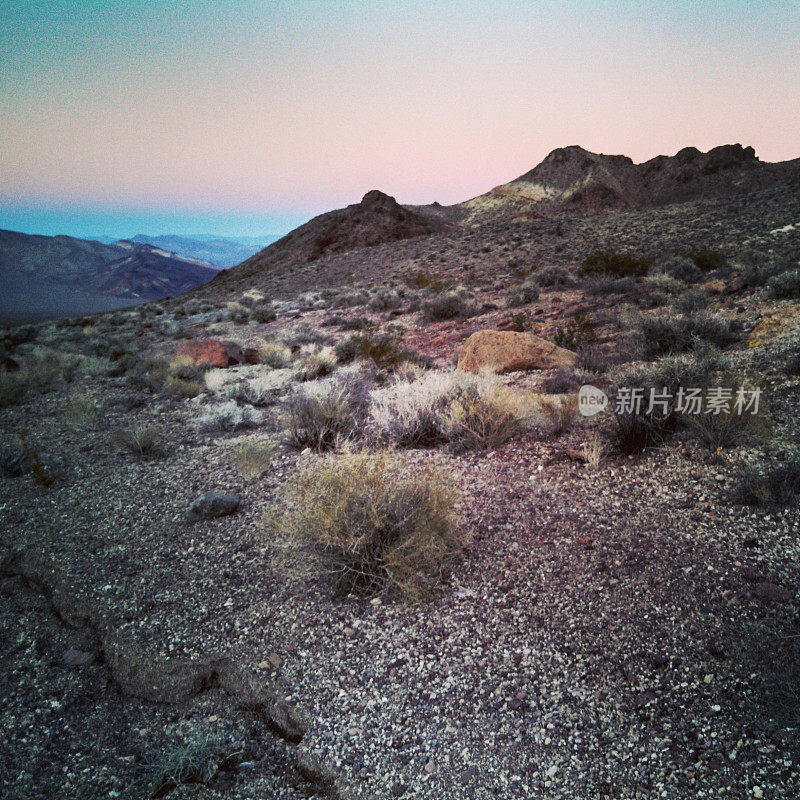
[578,385,609,417]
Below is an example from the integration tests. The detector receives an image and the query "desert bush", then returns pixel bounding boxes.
[194,402,259,433]
[686,246,726,272]
[536,395,577,438]
[541,368,580,394]
[403,270,447,292]
[127,355,171,393]
[265,450,462,600]
[728,460,800,507]
[767,269,800,299]
[420,288,478,323]
[368,288,403,312]
[293,345,337,381]
[338,316,372,331]
[230,370,292,406]
[607,347,763,454]
[165,374,204,398]
[0,369,25,406]
[370,370,526,451]
[652,255,703,283]
[331,289,370,308]
[552,311,596,351]
[283,377,369,451]
[672,287,712,314]
[139,733,222,798]
[259,340,292,368]
[584,275,640,296]
[63,392,102,429]
[334,330,423,370]
[582,430,606,470]
[280,322,332,349]
[644,273,686,295]
[581,249,652,277]
[252,302,278,323]
[632,309,741,359]
[10,432,64,487]
[505,279,540,307]
[232,439,277,480]
[114,425,166,459]
[226,302,251,324]
[536,265,575,287]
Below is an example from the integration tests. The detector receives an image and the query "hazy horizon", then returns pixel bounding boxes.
[2,0,798,239]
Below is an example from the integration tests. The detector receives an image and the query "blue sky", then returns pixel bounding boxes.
[1,1,798,238]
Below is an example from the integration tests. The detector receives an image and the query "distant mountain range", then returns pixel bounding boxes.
[127,234,280,268]
[0,230,222,324]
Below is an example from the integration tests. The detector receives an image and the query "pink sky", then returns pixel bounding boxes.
[1,1,799,235]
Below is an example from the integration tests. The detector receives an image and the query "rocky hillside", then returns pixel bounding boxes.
[452,144,800,222]
[223,190,449,284]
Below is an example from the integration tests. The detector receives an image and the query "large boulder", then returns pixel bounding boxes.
[177,338,244,368]
[457,330,577,373]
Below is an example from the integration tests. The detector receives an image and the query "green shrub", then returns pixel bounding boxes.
[420,289,478,323]
[767,269,800,299]
[633,309,741,359]
[252,303,277,323]
[552,312,596,351]
[653,255,703,283]
[536,265,575,287]
[140,734,221,798]
[686,246,726,272]
[265,450,462,600]
[506,279,540,307]
[580,249,652,277]
[334,330,422,370]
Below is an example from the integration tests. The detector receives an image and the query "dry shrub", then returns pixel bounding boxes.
[259,341,292,368]
[582,430,605,470]
[293,345,337,381]
[283,378,368,452]
[114,425,166,459]
[537,395,577,438]
[63,392,102,429]
[265,451,462,600]
[0,369,25,406]
[232,439,277,480]
[369,370,526,451]
[728,460,800,507]
[194,402,260,433]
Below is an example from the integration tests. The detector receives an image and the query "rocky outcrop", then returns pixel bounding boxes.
[457,330,577,373]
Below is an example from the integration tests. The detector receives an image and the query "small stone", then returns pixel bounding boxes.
[753,581,793,602]
[753,787,763,798]
[547,765,558,778]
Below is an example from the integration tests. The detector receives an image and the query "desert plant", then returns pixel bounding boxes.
[194,402,260,433]
[537,395,577,438]
[114,425,166,459]
[283,378,369,451]
[767,269,800,299]
[232,439,277,480]
[541,368,580,394]
[231,370,291,406]
[582,430,605,470]
[63,391,102,429]
[581,249,652,277]
[506,279,540,307]
[259,340,293,368]
[632,309,741,359]
[293,345,337,381]
[334,330,422,370]
[536,265,575,287]
[252,302,277,323]
[444,384,523,452]
[280,322,332,349]
[368,288,403,312]
[552,312,597,351]
[728,460,800,507]
[686,246,726,272]
[652,255,703,283]
[420,288,478,323]
[0,369,25,406]
[265,450,462,600]
[139,734,222,798]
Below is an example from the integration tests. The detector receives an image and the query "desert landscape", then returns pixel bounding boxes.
[1,141,800,799]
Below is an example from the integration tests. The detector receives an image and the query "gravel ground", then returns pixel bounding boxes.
[1,193,799,799]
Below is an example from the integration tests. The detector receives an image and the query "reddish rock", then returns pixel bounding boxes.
[177,339,244,368]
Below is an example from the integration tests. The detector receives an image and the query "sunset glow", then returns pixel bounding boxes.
[1,0,798,236]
